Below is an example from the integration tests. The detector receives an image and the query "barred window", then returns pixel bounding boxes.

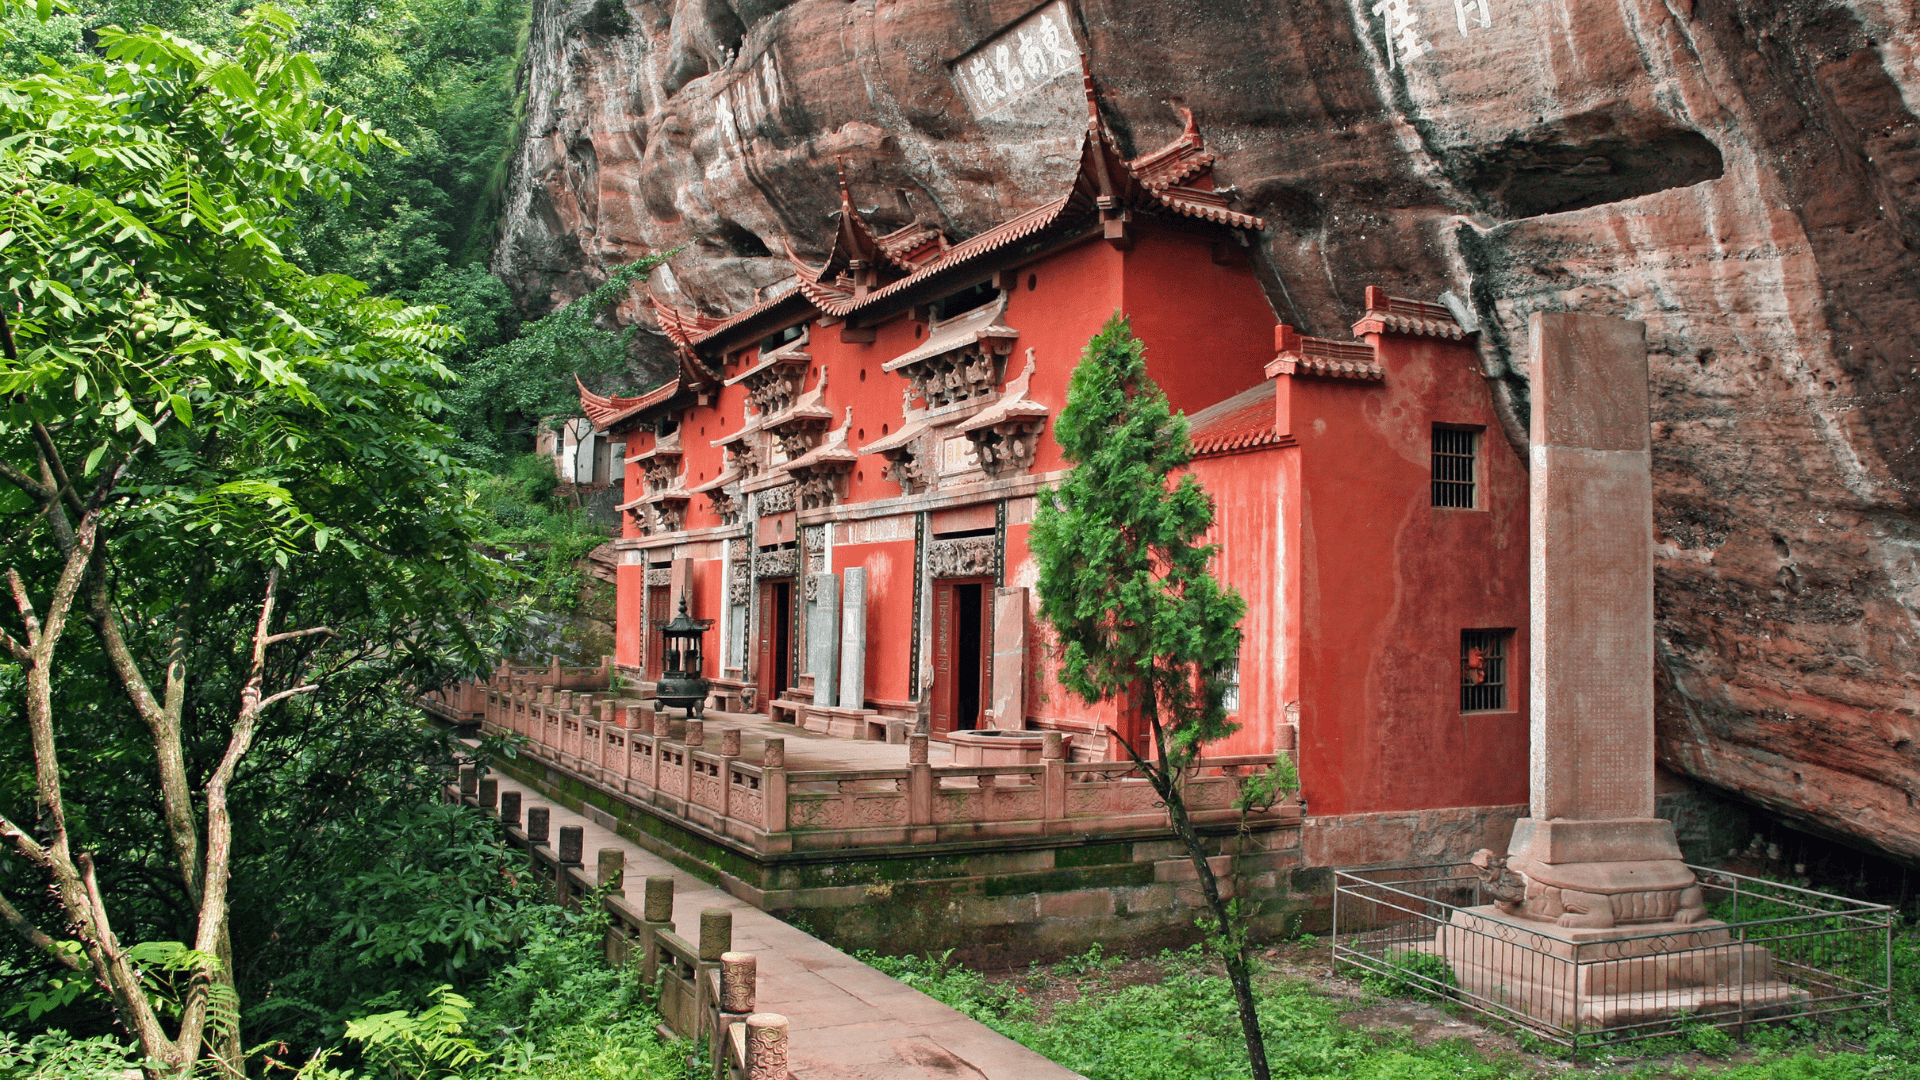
[1461,630,1510,712]
[1432,426,1479,508]
[1218,651,1242,714]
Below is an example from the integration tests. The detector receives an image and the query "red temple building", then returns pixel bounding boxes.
[578,84,1530,820]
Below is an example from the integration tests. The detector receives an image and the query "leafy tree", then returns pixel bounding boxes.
[0,12,505,1074]
[446,256,676,467]
[1028,314,1271,1079]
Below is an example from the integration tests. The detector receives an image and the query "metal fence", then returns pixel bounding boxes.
[1332,863,1893,1054]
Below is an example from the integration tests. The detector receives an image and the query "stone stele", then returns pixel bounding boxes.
[1444,312,1799,1032]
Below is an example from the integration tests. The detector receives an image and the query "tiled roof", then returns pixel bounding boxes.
[671,72,1262,352]
[579,375,681,431]
[1188,380,1279,456]
[1351,287,1470,340]
[786,408,860,472]
[687,467,741,495]
[958,350,1049,433]
[1266,326,1385,381]
[881,294,1019,373]
[723,334,809,387]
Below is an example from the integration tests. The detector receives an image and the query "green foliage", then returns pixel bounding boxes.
[341,986,486,1080]
[1030,312,1246,758]
[330,802,540,977]
[0,1031,144,1080]
[1359,949,1456,1003]
[447,256,676,467]
[857,951,1035,1024]
[1235,753,1300,815]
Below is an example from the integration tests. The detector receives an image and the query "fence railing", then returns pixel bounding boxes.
[450,674,1299,854]
[1332,863,1894,1054]
[450,765,786,1080]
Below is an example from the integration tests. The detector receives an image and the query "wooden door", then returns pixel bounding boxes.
[931,579,992,736]
[755,581,776,712]
[931,582,954,735]
[646,586,669,681]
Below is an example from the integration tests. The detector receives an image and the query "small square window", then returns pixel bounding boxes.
[1461,630,1511,712]
[1432,426,1480,508]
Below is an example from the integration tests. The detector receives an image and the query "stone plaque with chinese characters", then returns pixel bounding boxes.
[951,2,1083,124]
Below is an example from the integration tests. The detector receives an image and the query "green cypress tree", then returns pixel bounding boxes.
[1030,312,1271,1079]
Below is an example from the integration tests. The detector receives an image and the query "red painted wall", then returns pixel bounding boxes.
[1122,227,1275,417]
[1287,333,1530,816]
[831,537,916,707]
[1188,446,1286,758]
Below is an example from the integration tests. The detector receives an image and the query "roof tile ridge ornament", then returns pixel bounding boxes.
[1078,56,1131,249]
[961,348,1050,431]
[831,157,887,297]
[1265,324,1386,382]
[1127,100,1214,191]
[782,237,858,317]
[1350,285,1473,341]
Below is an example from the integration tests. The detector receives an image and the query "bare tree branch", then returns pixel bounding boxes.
[264,626,332,645]
[254,683,318,711]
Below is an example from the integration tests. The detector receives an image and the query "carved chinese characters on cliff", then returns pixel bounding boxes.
[951,2,1082,123]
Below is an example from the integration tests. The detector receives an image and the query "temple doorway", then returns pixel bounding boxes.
[645,582,670,682]
[756,579,793,712]
[931,578,992,736]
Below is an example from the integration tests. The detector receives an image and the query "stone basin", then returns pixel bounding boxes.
[946,729,1069,766]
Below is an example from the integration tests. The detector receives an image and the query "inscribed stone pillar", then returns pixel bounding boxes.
[807,572,840,708]
[989,587,1028,730]
[1497,311,1703,927]
[838,567,868,712]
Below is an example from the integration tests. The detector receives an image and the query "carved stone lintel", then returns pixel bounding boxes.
[801,526,824,552]
[645,567,671,587]
[793,471,838,510]
[729,571,749,607]
[758,485,794,515]
[927,535,996,578]
[754,548,798,579]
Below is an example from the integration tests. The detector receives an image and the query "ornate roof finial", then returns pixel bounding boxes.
[836,156,854,214]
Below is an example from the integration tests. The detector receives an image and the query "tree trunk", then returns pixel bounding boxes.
[1132,697,1271,1080]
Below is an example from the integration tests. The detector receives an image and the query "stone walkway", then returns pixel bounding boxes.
[655,706,953,771]
[484,769,1083,1080]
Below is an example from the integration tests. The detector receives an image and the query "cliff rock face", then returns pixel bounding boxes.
[492,0,1920,861]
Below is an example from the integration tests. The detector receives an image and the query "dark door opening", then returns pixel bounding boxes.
[772,580,792,699]
[931,578,992,736]
[956,583,982,730]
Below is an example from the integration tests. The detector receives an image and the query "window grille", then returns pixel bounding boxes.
[1218,651,1241,714]
[1432,427,1478,508]
[1460,630,1509,712]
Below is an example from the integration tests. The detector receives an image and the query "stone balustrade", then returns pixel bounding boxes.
[453,673,1300,855]
[449,772,789,1080]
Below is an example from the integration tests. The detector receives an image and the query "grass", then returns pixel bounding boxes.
[859,929,1920,1080]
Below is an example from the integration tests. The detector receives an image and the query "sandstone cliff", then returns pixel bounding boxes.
[491,0,1920,862]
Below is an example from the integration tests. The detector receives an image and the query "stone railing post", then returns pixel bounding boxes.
[719,952,756,1016]
[698,908,732,963]
[640,875,674,985]
[720,727,741,757]
[526,806,550,845]
[457,765,478,799]
[558,825,584,866]
[653,709,671,739]
[500,790,522,829]
[598,848,625,895]
[1042,732,1067,822]
[763,739,788,833]
[685,719,705,748]
[477,778,498,811]
[745,1014,789,1080]
[908,734,932,828]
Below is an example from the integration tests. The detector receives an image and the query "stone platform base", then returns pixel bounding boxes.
[1434,906,1804,1031]
[799,704,891,741]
